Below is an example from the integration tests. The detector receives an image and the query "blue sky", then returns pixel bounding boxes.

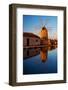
[23,15,57,39]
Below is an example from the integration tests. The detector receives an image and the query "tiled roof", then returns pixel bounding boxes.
[23,32,40,38]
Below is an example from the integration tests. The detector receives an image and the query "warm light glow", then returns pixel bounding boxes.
[40,27,48,39]
[40,47,48,62]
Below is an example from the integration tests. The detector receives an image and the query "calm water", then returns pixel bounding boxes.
[23,46,57,75]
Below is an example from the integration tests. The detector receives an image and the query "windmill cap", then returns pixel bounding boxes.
[42,26,47,30]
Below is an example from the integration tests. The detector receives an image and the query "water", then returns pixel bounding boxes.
[23,46,57,75]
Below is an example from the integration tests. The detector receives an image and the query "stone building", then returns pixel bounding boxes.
[23,32,40,48]
[48,39,57,46]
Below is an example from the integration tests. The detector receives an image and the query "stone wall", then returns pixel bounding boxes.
[23,36,40,47]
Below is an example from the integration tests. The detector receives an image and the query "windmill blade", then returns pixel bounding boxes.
[44,17,50,26]
[47,27,51,30]
[53,32,57,40]
[47,26,57,40]
[39,16,49,27]
[47,26,56,29]
[48,30,54,39]
[38,17,44,27]
[47,26,56,31]
[31,16,42,34]
[32,26,41,37]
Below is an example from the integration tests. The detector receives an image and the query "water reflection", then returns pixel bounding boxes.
[23,48,40,59]
[48,45,57,51]
[23,45,57,63]
[40,47,48,62]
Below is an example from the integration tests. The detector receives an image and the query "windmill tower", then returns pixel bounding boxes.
[40,26,48,39]
[40,26,48,45]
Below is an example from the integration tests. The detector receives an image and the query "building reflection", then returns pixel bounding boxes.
[23,48,40,59]
[23,45,57,63]
[48,45,57,51]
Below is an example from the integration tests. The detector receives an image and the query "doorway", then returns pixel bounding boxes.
[27,38,29,46]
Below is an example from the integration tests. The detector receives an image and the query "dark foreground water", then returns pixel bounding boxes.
[23,46,57,75]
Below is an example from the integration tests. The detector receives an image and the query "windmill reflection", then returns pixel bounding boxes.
[40,47,48,62]
[23,45,57,63]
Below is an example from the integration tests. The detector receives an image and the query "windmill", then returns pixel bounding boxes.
[31,16,57,40]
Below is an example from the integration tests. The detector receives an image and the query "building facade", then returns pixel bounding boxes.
[23,32,40,48]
